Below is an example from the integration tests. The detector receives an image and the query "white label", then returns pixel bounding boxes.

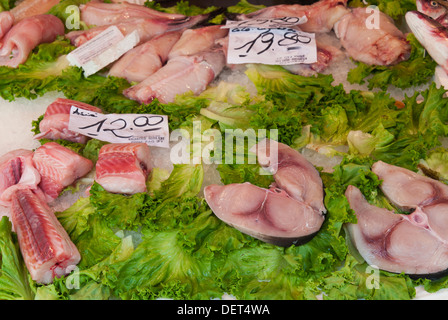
[223,16,308,29]
[68,107,170,148]
[67,26,140,77]
[227,27,317,65]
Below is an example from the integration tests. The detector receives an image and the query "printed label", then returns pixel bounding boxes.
[227,26,317,65]
[67,25,140,77]
[68,106,170,148]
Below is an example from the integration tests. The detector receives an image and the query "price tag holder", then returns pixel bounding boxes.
[68,106,170,148]
[67,25,140,77]
[227,26,317,66]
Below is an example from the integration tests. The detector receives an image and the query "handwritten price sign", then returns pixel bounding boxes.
[226,19,317,66]
[68,107,170,148]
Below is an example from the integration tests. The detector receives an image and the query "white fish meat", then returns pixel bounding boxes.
[123,49,226,104]
[405,10,448,72]
[32,142,94,201]
[204,139,325,247]
[0,149,40,206]
[66,13,212,47]
[0,14,64,68]
[230,0,349,33]
[334,7,411,65]
[10,187,80,284]
[167,25,229,60]
[95,142,152,194]
[35,98,103,144]
[345,185,448,276]
[80,1,187,27]
[108,31,182,83]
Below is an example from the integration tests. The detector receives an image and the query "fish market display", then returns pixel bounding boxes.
[94,142,152,194]
[32,142,93,201]
[108,31,182,82]
[123,49,226,104]
[10,187,80,284]
[204,139,326,247]
[1,0,448,302]
[0,14,65,68]
[334,7,411,65]
[34,98,103,143]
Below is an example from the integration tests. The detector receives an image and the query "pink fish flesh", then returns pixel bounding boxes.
[204,139,325,247]
[167,25,229,60]
[123,49,226,104]
[231,0,349,33]
[95,143,152,194]
[0,11,14,39]
[34,98,103,144]
[108,31,182,83]
[334,8,411,66]
[0,14,64,68]
[80,1,187,26]
[405,10,448,72]
[66,13,211,47]
[32,142,93,201]
[10,187,80,284]
[345,185,448,276]
[0,149,40,206]
[9,0,61,22]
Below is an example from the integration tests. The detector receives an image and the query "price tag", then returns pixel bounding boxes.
[68,106,170,148]
[67,25,140,77]
[227,27,317,66]
[223,16,308,29]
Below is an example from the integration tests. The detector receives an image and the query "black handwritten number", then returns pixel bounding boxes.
[78,118,107,136]
[278,30,311,47]
[235,29,274,56]
[134,115,164,132]
[103,118,133,138]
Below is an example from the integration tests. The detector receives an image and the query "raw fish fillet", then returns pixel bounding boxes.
[80,1,187,26]
[0,149,40,206]
[95,143,152,194]
[0,14,64,68]
[34,98,103,144]
[0,11,13,39]
[32,142,94,201]
[108,31,182,82]
[345,185,448,276]
[10,187,80,284]
[123,49,226,104]
[10,0,61,22]
[167,25,229,60]
[334,8,411,66]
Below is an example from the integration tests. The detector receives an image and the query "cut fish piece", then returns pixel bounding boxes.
[0,11,14,39]
[32,142,94,201]
[345,185,448,276]
[123,49,226,104]
[10,187,80,284]
[34,98,103,144]
[108,31,182,83]
[0,149,40,206]
[10,0,61,22]
[205,140,326,247]
[0,14,65,68]
[95,143,152,194]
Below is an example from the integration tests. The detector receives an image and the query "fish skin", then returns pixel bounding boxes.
[123,49,226,104]
[94,143,152,195]
[334,7,411,66]
[0,14,64,68]
[345,185,448,276]
[10,187,80,284]
[405,10,448,72]
[231,0,349,33]
[80,1,187,27]
[32,142,93,201]
[108,31,182,83]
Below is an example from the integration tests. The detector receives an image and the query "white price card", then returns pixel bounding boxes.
[67,25,140,77]
[227,27,317,66]
[68,106,170,148]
